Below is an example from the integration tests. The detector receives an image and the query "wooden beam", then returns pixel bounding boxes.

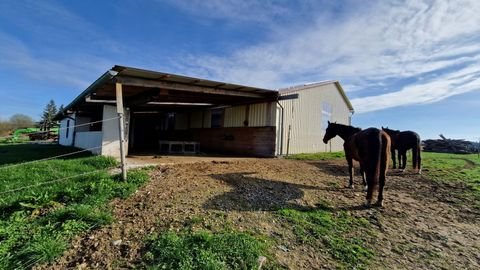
[116,83,125,114]
[114,76,270,98]
[116,83,127,180]
[125,89,160,107]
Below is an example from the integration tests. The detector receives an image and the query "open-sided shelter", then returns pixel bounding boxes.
[58,65,354,158]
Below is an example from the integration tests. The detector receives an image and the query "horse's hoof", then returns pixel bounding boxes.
[345,184,354,189]
[364,201,372,208]
[363,185,368,192]
[374,201,384,207]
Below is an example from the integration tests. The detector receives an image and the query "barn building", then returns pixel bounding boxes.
[277,82,354,155]
[58,66,353,158]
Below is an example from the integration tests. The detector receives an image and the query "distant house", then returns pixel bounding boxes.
[57,65,353,158]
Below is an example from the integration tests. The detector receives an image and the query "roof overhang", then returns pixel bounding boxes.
[59,65,279,117]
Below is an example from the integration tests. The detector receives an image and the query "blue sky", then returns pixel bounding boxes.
[0,0,479,140]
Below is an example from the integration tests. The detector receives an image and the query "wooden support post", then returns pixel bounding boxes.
[116,83,127,181]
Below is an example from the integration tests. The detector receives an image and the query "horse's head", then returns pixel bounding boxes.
[323,121,337,144]
[381,126,400,136]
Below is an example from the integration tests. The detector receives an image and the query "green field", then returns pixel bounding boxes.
[289,151,480,208]
[421,152,480,208]
[0,144,150,269]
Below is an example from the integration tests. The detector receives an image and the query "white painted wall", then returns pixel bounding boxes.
[58,114,75,146]
[100,105,129,158]
[74,131,102,154]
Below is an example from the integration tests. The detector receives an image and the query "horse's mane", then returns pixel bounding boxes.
[332,122,362,133]
[382,127,400,134]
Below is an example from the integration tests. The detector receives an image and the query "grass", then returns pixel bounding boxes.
[286,151,345,161]
[0,143,92,165]
[143,230,271,270]
[142,213,281,270]
[421,152,480,208]
[289,151,480,208]
[276,204,373,269]
[0,144,151,269]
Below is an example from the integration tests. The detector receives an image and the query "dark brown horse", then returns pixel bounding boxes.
[382,127,421,174]
[322,122,364,189]
[323,122,390,207]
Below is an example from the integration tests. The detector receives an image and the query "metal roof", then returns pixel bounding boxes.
[111,65,275,93]
[61,65,278,115]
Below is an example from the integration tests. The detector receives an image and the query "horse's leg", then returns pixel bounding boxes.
[397,151,402,169]
[417,146,422,174]
[365,175,374,207]
[401,150,407,171]
[391,148,396,169]
[360,166,367,191]
[347,158,354,188]
[375,137,389,207]
[412,145,418,172]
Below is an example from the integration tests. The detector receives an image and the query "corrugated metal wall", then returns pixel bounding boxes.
[175,113,189,130]
[277,83,351,155]
[203,111,211,128]
[190,111,203,128]
[249,102,276,127]
[224,105,247,127]
[186,102,276,129]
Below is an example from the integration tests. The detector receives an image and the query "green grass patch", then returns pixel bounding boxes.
[0,144,151,269]
[142,230,271,270]
[276,205,373,269]
[421,152,480,208]
[0,143,92,165]
[286,151,345,161]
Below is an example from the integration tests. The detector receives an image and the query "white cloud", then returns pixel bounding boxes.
[163,0,294,26]
[175,0,480,112]
[351,64,480,113]
[0,32,111,89]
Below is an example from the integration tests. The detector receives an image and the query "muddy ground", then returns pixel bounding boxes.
[37,158,480,269]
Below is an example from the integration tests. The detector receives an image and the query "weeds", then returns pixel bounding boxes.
[276,206,373,269]
[142,230,270,270]
[0,144,151,269]
[421,152,480,208]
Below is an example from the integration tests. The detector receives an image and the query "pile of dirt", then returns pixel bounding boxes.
[36,159,480,269]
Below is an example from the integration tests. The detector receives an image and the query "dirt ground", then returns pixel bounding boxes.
[37,158,480,269]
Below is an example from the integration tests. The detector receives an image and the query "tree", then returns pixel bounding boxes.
[9,114,34,129]
[40,100,58,131]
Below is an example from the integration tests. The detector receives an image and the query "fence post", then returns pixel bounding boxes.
[116,83,127,181]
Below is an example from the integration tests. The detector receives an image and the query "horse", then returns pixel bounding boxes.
[321,122,365,189]
[382,127,421,174]
[323,121,390,207]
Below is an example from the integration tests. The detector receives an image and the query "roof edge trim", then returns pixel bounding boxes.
[57,70,117,119]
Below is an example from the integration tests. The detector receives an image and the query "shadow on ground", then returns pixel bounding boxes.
[203,172,319,211]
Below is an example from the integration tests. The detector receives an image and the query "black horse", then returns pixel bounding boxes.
[323,122,390,207]
[382,127,421,174]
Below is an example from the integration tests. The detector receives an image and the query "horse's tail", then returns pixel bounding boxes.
[412,136,421,172]
[364,130,382,189]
